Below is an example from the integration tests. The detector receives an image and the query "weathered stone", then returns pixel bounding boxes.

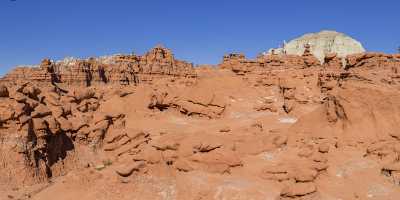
[1,46,196,86]
[57,117,73,132]
[280,182,317,197]
[0,85,9,97]
[115,161,146,177]
[33,118,47,130]
[268,30,365,63]
[382,162,400,172]
[31,104,52,118]
[293,168,318,182]
[318,143,330,153]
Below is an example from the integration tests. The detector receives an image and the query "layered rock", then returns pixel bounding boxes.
[268,30,366,63]
[148,87,226,119]
[1,46,196,86]
[2,39,400,199]
[0,82,134,186]
[219,45,321,75]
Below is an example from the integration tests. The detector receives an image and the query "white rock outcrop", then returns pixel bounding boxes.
[268,30,366,63]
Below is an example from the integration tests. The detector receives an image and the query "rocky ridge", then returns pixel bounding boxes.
[1,45,196,87]
[1,44,400,200]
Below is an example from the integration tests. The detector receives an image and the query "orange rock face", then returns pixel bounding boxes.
[1,47,400,200]
[219,47,322,76]
[1,46,196,87]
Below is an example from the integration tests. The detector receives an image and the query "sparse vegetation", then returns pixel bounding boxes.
[102,159,113,166]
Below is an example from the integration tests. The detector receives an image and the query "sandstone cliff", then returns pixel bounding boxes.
[0,46,196,87]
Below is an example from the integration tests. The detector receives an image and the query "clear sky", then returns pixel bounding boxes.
[1,0,399,75]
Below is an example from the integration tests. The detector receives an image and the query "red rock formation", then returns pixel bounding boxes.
[2,47,400,200]
[219,53,259,75]
[323,53,343,69]
[219,47,321,75]
[1,46,196,87]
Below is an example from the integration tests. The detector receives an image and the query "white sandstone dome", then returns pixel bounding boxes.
[269,30,366,63]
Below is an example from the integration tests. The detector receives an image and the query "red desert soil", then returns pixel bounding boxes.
[1,45,400,200]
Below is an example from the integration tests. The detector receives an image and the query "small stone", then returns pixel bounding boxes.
[312,153,328,163]
[318,143,330,153]
[32,118,47,130]
[272,135,288,147]
[95,164,105,171]
[51,106,64,118]
[31,104,52,118]
[15,112,27,123]
[120,178,130,184]
[219,127,231,133]
[310,162,329,171]
[293,168,318,182]
[298,148,314,158]
[281,182,317,197]
[57,117,73,132]
[115,161,145,177]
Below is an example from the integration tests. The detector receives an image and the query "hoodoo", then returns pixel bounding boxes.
[1,43,400,200]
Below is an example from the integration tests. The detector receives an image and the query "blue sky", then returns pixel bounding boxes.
[1,0,399,75]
